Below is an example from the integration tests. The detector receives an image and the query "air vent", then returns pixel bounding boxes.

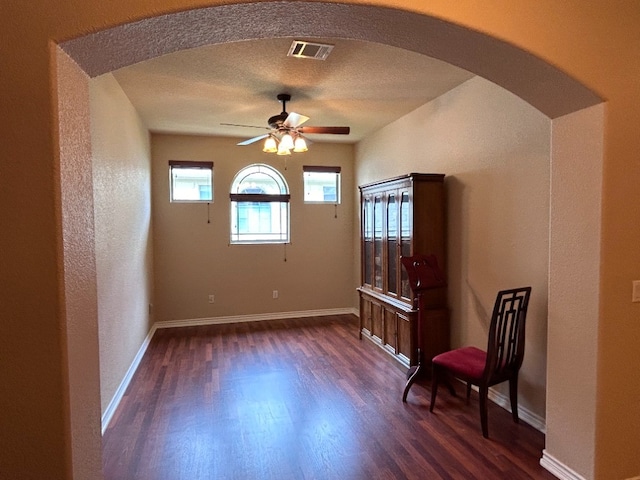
[287,40,334,60]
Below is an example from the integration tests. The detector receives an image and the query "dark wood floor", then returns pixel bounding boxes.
[102,314,556,480]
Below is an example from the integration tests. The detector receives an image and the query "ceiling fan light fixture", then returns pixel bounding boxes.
[263,136,278,153]
[276,142,291,155]
[231,93,350,154]
[293,136,308,152]
[279,133,294,151]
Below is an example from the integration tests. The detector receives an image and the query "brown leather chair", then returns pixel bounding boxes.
[429,286,532,438]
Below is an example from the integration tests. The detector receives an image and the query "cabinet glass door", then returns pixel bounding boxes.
[387,193,398,295]
[400,191,412,299]
[373,196,383,289]
[363,196,373,286]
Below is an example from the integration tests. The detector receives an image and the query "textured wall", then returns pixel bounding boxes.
[545,104,603,478]
[2,2,639,479]
[56,47,104,480]
[151,135,355,322]
[356,76,551,422]
[89,73,153,415]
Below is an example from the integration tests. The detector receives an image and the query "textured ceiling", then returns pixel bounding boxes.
[110,37,475,143]
[61,1,602,133]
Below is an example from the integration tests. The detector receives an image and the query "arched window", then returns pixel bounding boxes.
[230,164,290,244]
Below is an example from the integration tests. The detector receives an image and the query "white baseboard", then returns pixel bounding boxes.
[101,308,357,433]
[463,382,546,433]
[540,450,587,480]
[101,324,158,434]
[486,387,547,433]
[155,307,357,329]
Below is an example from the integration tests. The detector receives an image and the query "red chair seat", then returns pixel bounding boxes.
[428,286,532,438]
[432,346,486,380]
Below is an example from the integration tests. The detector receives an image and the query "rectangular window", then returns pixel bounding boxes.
[230,193,290,244]
[169,160,213,202]
[303,166,341,204]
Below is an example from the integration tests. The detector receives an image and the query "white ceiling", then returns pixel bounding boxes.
[111,37,475,144]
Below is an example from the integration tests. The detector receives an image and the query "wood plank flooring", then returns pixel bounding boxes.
[102,314,556,479]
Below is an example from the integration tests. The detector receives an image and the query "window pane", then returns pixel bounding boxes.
[233,164,287,195]
[171,167,213,202]
[199,185,211,200]
[231,201,289,243]
[374,196,383,288]
[387,194,397,294]
[230,164,290,244]
[400,192,412,298]
[363,197,373,285]
[304,171,340,203]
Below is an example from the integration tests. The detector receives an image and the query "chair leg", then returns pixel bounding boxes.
[402,363,421,402]
[429,366,440,412]
[479,385,489,438]
[465,382,472,405]
[402,346,425,402]
[509,376,520,424]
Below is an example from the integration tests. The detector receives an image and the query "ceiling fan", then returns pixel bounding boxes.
[221,93,350,154]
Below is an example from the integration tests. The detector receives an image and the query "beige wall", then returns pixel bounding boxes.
[89,73,153,414]
[2,2,639,479]
[545,103,604,478]
[152,135,355,321]
[356,76,550,421]
[56,47,103,480]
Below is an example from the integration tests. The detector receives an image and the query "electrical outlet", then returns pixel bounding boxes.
[208,294,215,304]
[272,290,279,299]
[632,281,640,303]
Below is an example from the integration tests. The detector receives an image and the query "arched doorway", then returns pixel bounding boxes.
[56,3,604,478]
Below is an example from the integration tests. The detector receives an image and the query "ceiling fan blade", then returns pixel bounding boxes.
[221,122,271,131]
[283,112,310,129]
[297,126,350,135]
[237,134,270,146]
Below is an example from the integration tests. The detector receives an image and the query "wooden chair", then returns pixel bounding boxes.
[429,286,532,438]
[400,254,447,402]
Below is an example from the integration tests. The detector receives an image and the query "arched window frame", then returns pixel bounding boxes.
[229,164,290,244]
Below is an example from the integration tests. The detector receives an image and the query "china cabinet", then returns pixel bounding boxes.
[357,173,449,369]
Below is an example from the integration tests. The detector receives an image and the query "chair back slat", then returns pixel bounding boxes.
[484,287,531,381]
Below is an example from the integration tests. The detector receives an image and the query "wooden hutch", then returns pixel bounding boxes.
[357,173,449,370]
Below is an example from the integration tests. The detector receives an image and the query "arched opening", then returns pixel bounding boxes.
[55,3,605,478]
